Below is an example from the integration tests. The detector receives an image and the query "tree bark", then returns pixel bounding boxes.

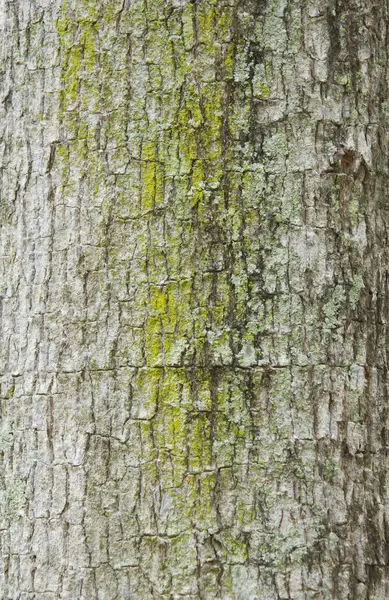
[0,0,388,598]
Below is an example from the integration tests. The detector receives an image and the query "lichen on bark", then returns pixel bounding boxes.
[0,0,388,598]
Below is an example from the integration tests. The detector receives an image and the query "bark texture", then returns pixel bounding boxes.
[0,0,388,598]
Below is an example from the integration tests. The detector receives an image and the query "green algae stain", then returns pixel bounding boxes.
[349,274,364,310]
[6,480,28,519]
[54,0,297,592]
[56,0,129,192]
[323,285,346,333]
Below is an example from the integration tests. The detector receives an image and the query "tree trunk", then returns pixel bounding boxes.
[0,0,388,598]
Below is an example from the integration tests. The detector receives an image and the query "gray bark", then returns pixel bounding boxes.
[0,0,388,598]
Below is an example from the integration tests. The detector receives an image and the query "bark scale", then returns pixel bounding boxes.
[0,0,388,598]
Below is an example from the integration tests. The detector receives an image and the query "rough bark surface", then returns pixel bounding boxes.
[0,0,388,598]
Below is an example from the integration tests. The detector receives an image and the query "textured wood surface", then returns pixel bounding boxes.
[0,1,388,598]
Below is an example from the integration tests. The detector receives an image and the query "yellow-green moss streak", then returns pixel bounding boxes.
[54,0,379,596]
